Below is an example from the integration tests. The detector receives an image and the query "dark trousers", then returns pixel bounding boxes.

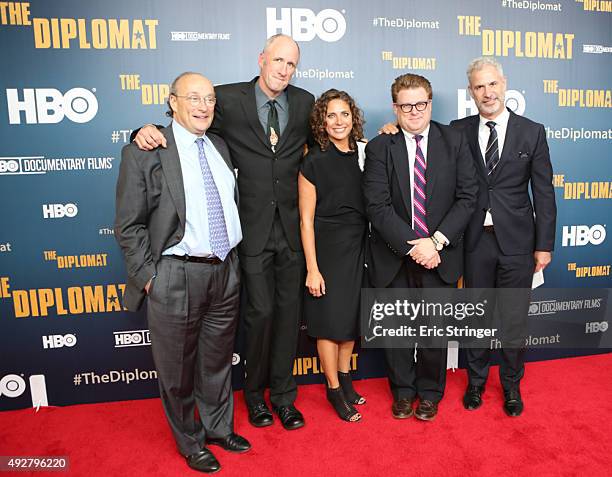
[464,229,533,393]
[385,259,453,403]
[146,252,240,456]
[240,212,305,408]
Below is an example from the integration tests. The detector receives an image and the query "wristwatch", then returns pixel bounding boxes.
[430,235,443,251]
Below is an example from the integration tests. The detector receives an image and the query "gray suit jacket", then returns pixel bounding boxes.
[114,124,235,311]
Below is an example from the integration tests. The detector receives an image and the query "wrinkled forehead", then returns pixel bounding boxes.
[175,74,213,95]
[265,37,299,60]
[470,65,505,86]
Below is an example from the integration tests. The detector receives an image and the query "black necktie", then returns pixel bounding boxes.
[267,100,280,151]
[485,121,500,176]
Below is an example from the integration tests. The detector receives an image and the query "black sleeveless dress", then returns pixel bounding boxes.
[300,142,367,340]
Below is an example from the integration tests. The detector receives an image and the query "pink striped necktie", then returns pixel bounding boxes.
[412,134,429,238]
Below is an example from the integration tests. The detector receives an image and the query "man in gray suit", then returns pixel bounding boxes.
[115,72,250,473]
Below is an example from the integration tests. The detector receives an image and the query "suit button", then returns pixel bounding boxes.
[274,179,279,184]
[488,186,493,191]
[271,200,276,206]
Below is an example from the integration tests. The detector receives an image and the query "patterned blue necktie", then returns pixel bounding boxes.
[413,134,429,238]
[195,138,231,260]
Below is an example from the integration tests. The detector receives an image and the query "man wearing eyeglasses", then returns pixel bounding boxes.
[363,73,477,421]
[132,34,314,432]
[115,72,250,473]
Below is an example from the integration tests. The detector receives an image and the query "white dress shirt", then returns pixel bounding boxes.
[400,126,449,250]
[401,125,430,231]
[478,107,510,226]
[163,121,242,257]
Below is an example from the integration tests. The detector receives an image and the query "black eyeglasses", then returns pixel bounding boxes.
[394,100,431,113]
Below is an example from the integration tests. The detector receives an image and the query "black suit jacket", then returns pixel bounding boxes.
[363,121,478,288]
[209,78,314,255]
[450,109,556,255]
[115,125,235,311]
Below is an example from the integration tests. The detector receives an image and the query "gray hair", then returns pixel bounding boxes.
[466,57,504,83]
[166,71,203,117]
[262,33,301,56]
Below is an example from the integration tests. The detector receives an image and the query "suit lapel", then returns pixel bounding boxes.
[274,85,296,153]
[492,109,520,181]
[159,126,186,227]
[208,134,233,172]
[240,79,270,150]
[425,122,441,203]
[468,115,487,181]
[390,132,412,217]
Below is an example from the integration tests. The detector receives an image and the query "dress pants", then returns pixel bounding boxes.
[146,251,240,457]
[385,258,453,403]
[464,229,532,393]
[240,211,305,408]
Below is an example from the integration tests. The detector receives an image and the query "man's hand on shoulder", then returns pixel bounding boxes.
[379,122,399,135]
[135,124,167,151]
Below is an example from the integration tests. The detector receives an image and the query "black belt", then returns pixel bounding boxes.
[166,254,222,264]
[483,225,495,234]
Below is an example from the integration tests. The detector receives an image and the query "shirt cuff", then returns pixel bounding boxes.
[434,231,449,246]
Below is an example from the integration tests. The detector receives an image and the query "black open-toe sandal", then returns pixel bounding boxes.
[326,386,361,422]
[338,371,366,405]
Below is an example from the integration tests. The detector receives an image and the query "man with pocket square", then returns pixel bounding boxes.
[450,57,556,417]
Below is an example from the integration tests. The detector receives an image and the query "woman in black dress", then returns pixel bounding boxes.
[298,89,367,422]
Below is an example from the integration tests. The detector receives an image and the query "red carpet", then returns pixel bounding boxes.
[1,354,611,477]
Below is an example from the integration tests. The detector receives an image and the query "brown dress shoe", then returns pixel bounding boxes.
[391,398,415,419]
[415,400,438,421]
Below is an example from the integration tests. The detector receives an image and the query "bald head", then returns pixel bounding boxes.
[258,35,300,98]
[168,72,215,136]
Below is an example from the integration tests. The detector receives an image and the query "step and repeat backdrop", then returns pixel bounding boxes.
[1,0,610,411]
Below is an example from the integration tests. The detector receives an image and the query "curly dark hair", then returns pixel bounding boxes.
[310,89,365,152]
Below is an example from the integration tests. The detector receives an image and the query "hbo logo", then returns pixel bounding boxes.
[114,330,151,347]
[585,321,608,333]
[457,89,526,119]
[42,334,77,349]
[42,203,78,219]
[562,225,606,247]
[0,159,19,173]
[6,88,98,124]
[0,374,48,407]
[266,8,346,42]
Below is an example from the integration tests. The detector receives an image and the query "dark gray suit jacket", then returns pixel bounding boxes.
[115,124,235,311]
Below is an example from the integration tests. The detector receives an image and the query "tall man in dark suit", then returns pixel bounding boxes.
[115,72,250,473]
[133,35,314,430]
[363,74,477,421]
[450,57,556,417]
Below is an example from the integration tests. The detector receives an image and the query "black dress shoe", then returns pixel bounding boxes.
[463,384,485,410]
[504,389,524,417]
[414,400,438,421]
[248,402,273,428]
[273,404,305,430]
[186,448,220,474]
[208,433,251,453]
[391,398,415,419]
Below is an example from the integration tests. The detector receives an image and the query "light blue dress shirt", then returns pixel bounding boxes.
[163,121,242,257]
